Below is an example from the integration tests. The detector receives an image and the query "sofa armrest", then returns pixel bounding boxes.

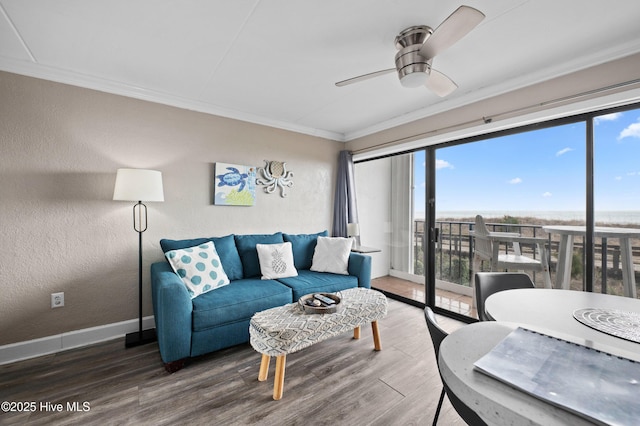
[347,252,371,288]
[150,262,193,364]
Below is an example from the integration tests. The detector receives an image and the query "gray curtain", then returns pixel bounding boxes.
[332,150,359,238]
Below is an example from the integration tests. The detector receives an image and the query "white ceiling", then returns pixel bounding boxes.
[1,0,640,142]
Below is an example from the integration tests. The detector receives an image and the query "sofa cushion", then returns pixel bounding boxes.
[160,237,209,253]
[283,230,328,270]
[310,236,352,275]
[165,241,230,298]
[191,278,292,331]
[256,242,298,279]
[235,232,284,278]
[160,234,243,281]
[277,269,358,301]
[208,235,243,281]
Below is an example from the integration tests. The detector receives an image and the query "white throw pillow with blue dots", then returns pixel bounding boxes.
[165,241,230,298]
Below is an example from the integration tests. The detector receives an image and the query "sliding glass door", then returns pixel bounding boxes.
[354,151,427,304]
[432,122,586,317]
[593,107,640,296]
[355,101,640,321]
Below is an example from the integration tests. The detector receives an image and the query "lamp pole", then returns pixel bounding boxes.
[126,199,155,347]
[113,168,164,348]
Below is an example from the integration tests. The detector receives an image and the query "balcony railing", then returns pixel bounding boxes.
[413,219,639,296]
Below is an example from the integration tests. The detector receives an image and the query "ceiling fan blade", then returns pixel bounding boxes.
[419,5,485,59]
[335,68,395,87]
[426,69,457,97]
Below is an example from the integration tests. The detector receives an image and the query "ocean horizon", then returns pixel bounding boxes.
[418,210,640,224]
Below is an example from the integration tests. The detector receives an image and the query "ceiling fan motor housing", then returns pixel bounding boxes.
[394,26,433,88]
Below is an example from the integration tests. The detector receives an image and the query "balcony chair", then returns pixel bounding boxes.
[471,215,551,311]
[475,272,535,321]
[423,307,487,426]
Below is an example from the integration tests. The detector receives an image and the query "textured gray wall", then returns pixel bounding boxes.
[0,71,341,345]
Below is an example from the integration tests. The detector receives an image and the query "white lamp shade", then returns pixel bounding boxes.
[347,222,360,237]
[113,168,164,202]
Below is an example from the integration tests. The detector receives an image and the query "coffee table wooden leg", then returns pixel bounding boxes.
[371,320,382,351]
[258,354,270,381]
[353,326,361,339]
[273,355,286,400]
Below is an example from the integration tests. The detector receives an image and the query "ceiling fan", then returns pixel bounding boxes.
[335,5,485,97]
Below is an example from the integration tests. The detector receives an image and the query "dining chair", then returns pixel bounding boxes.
[475,272,535,321]
[472,215,552,299]
[423,307,487,426]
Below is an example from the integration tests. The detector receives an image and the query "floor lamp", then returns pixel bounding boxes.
[113,168,164,348]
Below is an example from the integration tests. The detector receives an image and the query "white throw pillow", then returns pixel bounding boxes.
[256,242,298,279]
[165,241,230,298]
[310,236,351,275]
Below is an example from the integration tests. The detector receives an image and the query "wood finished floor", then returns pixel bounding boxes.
[0,299,467,426]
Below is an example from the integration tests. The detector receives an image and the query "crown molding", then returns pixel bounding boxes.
[3,34,640,145]
[0,57,346,142]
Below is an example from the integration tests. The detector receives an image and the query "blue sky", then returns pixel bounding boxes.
[413,106,640,214]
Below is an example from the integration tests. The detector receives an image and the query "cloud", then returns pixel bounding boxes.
[615,176,622,181]
[594,112,623,124]
[508,177,522,184]
[542,192,552,198]
[618,119,640,140]
[435,159,454,169]
[556,147,573,157]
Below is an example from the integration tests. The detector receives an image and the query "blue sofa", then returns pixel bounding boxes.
[150,231,371,371]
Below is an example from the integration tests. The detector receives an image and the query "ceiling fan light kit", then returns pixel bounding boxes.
[395,27,433,88]
[398,63,430,88]
[336,5,484,97]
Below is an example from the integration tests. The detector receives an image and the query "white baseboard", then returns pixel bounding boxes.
[0,316,155,366]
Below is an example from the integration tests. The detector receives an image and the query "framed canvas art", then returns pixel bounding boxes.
[214,163,256,206]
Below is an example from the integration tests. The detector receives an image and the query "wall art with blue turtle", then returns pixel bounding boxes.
[214,162,256,206]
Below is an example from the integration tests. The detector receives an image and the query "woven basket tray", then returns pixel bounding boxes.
[298,293,342,314]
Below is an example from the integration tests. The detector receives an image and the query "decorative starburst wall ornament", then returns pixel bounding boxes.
[256,160,293,197]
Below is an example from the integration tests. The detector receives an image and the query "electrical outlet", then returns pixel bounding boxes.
[51,292,64,308]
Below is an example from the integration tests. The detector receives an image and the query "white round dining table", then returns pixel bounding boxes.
[440,288,640,425]
[484,288,640,358]
[439,321,597,426]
